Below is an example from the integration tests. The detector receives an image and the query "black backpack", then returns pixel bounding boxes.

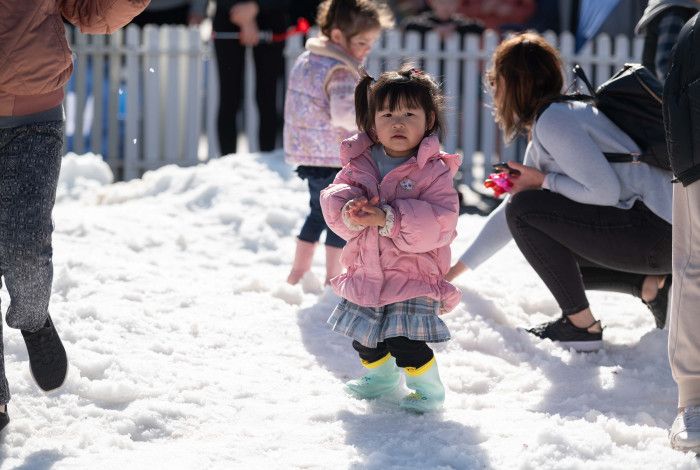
[538,64,671,171]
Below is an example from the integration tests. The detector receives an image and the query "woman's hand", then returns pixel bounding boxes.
[507,161,544,195]
[445,261,468,281]
[345,196,386,227]
[230,2,260,46]
[230,2,259,25]
[238,23,260,46]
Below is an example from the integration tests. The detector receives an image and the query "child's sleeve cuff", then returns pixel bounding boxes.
[342,201,365,231]
[378,204,395,237]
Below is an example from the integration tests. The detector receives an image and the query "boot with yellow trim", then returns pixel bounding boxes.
[400,357,445,413]
[345,353,401,399]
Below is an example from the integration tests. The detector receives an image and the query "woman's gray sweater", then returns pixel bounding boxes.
[458,101,674,270]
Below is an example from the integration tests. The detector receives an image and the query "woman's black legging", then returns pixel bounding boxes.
[214,39,284,154]
[505,190,671,316]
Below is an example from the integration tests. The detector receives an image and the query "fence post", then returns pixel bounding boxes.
[184,26,204,166]
[443,33,460,153]
[403,31,422,68]
[206,41,220,160]
[365,30,382,77]
[107,29,123,177]
[284,33,304,78]
[92,34,106,159]
[595,34,613,86]
[384,29,401,71]
[614,35,631,68]
[143,25,161,171]
[480,30,499,168]
[559,31,576,85]
[124,25,141,180]
[73,32,89,154]
[460,33,480,187]
[163,26,182,165]
[424,32,440,78]
[632,36,644,62]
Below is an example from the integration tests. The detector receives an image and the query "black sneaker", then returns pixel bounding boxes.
[21,315,68,392]
[644,276,671,329]
[526,316,603,352]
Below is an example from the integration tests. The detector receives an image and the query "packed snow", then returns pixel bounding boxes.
[0,150,697,469]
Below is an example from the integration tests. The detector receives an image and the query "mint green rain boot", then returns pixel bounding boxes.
[400,357,445,413]
[345,354,401,399]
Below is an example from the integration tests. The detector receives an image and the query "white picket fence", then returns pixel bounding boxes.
[65,25,644,182]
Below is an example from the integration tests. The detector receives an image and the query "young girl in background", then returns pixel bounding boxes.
[285,0,393,286]
[320,67,461,412]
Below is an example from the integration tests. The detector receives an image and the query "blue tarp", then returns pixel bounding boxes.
[576,0,622,52]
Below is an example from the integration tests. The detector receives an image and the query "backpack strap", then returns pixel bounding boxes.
[602,152,643,164]
[534,89,644,166]
[534,94,593,122]
[572,64,595,95]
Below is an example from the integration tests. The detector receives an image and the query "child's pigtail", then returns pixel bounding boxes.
[354,73,374,134]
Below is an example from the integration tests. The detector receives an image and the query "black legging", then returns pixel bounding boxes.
[505,190,671,316]
[213,39,283,154]
[352,337,434,369]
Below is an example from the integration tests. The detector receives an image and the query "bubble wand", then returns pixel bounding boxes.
[212,17,311,42]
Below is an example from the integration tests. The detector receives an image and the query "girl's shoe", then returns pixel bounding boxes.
[287,239,316,285]
[345,354,400,399]
[400,357,445,413]
[643,276,671,329]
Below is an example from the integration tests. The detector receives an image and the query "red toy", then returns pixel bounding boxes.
[484,171,513,197]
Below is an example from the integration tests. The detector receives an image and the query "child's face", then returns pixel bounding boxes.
[332,28,381,62]
[427,0,460,20]
[374,101,432,158]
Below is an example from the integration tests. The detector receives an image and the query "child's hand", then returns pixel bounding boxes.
[345,196,379,217]
[345,196,386,227]
[349,205,386,227]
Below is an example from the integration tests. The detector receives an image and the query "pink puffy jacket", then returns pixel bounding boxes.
[320,133,462,312]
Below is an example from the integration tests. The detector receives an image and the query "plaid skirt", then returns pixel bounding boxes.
[327,297,450,348]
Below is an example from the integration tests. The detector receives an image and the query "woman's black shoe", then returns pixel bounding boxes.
[644,276,671,329]
[526,316,603,352]
[21,315,67,392]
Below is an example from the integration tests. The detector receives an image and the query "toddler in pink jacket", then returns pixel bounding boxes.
[320,67,461,413]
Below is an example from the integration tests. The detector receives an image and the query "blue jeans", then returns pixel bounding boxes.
[506,190,672,316]
[297,166,345,248]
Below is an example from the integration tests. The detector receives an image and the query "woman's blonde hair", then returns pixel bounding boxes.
[486,32,564,142]
[316,0,394,40]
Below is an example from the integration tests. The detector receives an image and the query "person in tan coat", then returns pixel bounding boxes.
[0,0,149,431]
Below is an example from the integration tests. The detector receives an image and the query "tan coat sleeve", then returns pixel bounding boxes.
[61,0,150,34]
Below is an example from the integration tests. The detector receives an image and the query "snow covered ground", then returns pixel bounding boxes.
[0,150,697,469]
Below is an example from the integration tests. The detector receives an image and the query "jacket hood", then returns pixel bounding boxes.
[340,133,462,176]
[305,37,361,76]
[635,0,700,34]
